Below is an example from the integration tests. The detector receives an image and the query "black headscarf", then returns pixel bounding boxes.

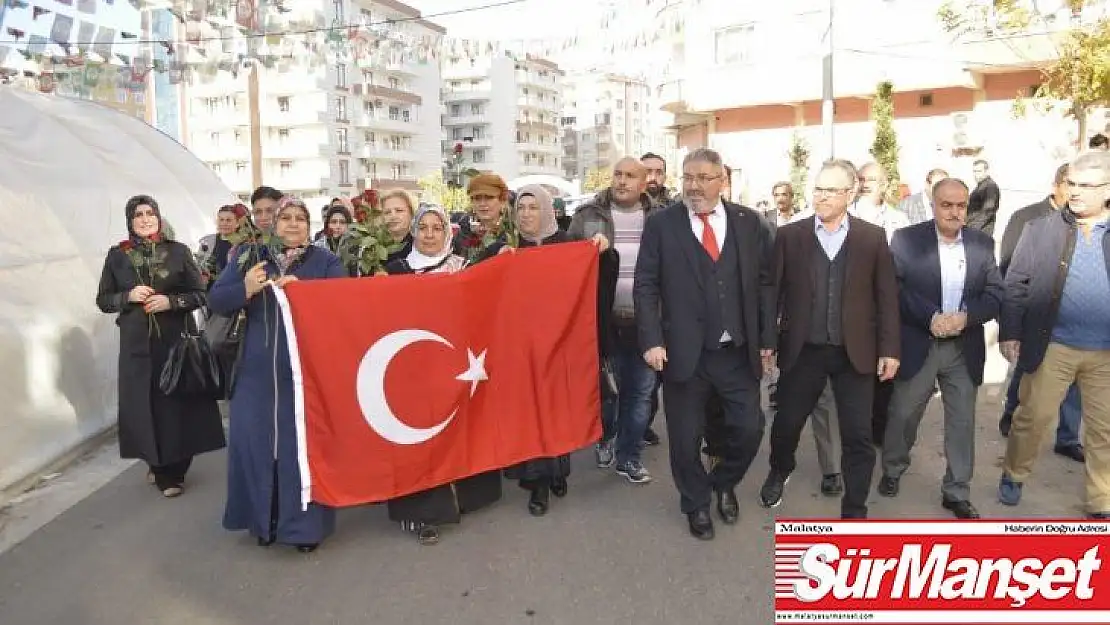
[124,194,164,242]
[323,204,353,235]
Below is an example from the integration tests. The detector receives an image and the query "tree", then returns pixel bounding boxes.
[582,167,613,193]
[937,0,1110,140]
[417,171,469,213]
[787,131,810,210]
[869,80,902,205]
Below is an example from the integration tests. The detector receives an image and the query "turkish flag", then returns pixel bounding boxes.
[274,242,602,508]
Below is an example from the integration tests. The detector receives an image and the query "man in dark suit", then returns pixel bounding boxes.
[967,159,1002,236]
[759,159,901,519]
[634,147,775,540]
[878,179,1004,519]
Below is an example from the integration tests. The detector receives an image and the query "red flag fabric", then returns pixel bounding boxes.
[274,242,602,508]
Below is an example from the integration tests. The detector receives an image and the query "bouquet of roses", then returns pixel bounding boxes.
[225,205,284,276]
[120,232,169,337]
[457,206,519,264]
[341,189,405,276]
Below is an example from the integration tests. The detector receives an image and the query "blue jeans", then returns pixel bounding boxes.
[602,327,657,465]
[1003,370,1081,446]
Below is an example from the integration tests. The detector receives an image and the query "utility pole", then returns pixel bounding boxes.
[821,0,835,160]
[248,62,263,190]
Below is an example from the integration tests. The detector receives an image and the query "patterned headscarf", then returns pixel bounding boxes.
[406,204,455,271]
[275,195,311,273]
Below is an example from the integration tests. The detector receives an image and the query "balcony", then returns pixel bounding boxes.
[188,111,250,130]
[517,141,562,155]
[516,96,558,111]
[442,113,488,126]
[517,120,559,134]
[353,112,420,134]
[264,71,326,95]
[518,163,564,178]
[359,144,419,163]
[266,170,330,193]
[261,107,328,127]
[515,71,558,91]
[359,175,421,191]
[354,83,422,105]
[952,6,1090,71]
[261,139,327,160]
[443,137,492,150]
[442,88,492,103]
[190,142,251,162]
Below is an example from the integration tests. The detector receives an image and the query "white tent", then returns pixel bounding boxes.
[0,87,237,493]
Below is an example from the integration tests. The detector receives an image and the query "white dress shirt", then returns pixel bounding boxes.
[689,202,731,343]
[937,228,966,314]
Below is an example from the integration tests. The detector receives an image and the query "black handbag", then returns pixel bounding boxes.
[159,312,225,399]
[204,308,247,397]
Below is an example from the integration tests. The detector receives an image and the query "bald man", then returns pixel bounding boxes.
[568,156,659,484]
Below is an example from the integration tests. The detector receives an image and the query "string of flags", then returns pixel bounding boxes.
[0,0,674,92]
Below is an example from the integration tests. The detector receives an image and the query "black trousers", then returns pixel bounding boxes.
[663,345,764,514]
[769,344,875,518]
[150,458,192,490]
[872,379,895,444]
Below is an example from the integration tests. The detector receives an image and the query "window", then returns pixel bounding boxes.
[278,96,290,112]
[633,102,639,112]
[277,128,290,141]
[233,129,243,143]
[389,106,400,120]
[473,149,486,163]
[336,128,349,153]
[390,136,402,150]
[452,128,463,139]
[209,131,220,145]
[715,23,755,64]
[338,160,350,185]
[335,96,348,121]
[472,126,483,139]
[388,77,399,89]
[470,103,481,115]
[451,104,461,116]
[335,63,348,88]
[362,70,373,83]
[390,164,402,179]
[279,160,293,174]
[365,131,376,146]
[332,0,344,22]
[402,109,410,122]
[211,162,222,173]
[235,161,247,174]
[616,99,623,109]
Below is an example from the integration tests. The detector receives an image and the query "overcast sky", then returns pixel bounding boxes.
[406,0,595,39]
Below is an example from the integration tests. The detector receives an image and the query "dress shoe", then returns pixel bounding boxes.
[295,543,319,553]
[820,474,843,497]
[716,489,739,524]
[687,509,715,540]
[877,475,900,497]
[1055,443,1085,463]
[256,536,275,547]
[528,486,550,516]
[550,477,568,498]
[759,471,790,508]
[942,499,980,519]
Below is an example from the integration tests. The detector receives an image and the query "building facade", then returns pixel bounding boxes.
[561,71,678,184]
[441,54,564,181]
[660,0,1107,212]
[184,0,444,208]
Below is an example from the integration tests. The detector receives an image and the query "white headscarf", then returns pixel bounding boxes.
[405,204,455,271]
[514,184,560,245]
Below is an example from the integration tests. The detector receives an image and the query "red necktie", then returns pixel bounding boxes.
[697,213,720,261]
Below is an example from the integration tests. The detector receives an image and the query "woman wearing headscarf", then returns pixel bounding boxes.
[208,195,346,552]
[314,203,352,254]
[383,205,502,544]
[501,185,574,515]
[384,204,467,275]
[96,195,226,497]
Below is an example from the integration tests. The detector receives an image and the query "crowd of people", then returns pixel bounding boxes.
[95,137,1110,548]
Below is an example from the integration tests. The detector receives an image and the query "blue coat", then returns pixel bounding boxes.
[889,221,1004,386]
[208,246,345,545]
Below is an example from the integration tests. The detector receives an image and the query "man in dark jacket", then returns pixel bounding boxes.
[967,159,1002,235]
[998,150,1110,518]
[996,164,1083,463]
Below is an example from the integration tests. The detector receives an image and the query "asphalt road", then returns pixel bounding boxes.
[0,387,1087,625]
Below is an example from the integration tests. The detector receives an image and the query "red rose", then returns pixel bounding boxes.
[232,203,248,218]
[354,209,369,223]
[119,240,133,252]
[453,142,463,155]
[450,223,460,237]
[149,232,163,243]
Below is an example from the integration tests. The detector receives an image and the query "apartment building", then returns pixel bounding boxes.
[660,0,1107,211]
[561,71,678,182]
[441,54,564,182]
[184,0,444,208]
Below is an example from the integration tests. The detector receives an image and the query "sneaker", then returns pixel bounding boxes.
[616,461,652,484]
[998,474,1023,506]
[595,441,615,468]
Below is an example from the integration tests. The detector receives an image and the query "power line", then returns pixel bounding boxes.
[0,0,529,46]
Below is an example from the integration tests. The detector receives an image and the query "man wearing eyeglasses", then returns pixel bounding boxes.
[634,148,774,540]
[998,150,1110,519]
[759,159,901,519]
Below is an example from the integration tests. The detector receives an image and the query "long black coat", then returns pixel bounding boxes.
[96,240,226,466]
